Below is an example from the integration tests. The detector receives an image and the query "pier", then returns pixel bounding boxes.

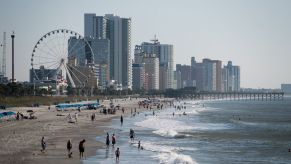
[176,92,285,101]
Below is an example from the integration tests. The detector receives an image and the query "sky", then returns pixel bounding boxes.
[0,0,291,89]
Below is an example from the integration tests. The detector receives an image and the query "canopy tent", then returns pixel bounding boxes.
[55,100,100,110]
[0,111,16,120]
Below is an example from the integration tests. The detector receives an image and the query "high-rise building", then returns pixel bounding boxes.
[135,38,174,89]
[84,14,107,39]
[160,44,174,89]
[134,45,144,64]
[159,63,168,90]
[233,65,240,91]
[191,57,222,92]
[213,60,222,92]
[191,57,196,68]
[94,63,109,88]
[132,63,145,90]
[191,62,205,91]
[173,70,182,89]
[143,54,159,90]
[87,38,110,65]
[222,61,240,92]
[202,59,217,91]
[176,64,195,88]
[68,37,87,66]
[84,14,132,89]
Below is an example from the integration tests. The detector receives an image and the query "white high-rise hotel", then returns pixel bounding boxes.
[84,14,132,89]
[134,38,174,90]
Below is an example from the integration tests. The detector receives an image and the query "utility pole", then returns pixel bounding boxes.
[11,31,15,83]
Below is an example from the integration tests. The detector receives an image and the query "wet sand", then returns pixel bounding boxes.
[0,98,151,164]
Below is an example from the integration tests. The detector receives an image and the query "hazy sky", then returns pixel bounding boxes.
[0,0,291,89]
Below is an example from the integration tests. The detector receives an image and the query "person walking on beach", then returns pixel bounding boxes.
[67,139,72,158]
[120,115,123,125]
[112,134,116,147]
[41,136,46,153]
[79,139,86,159]
[75,113,78,123]
[115,147,120,161]
[91,113,95,122]
[67,113,73,122]
[106,133,110,148]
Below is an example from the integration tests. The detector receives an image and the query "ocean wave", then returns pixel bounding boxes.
[134,140,196,152]
[135,117,193,137]
[135,116,231,138]
[135,141,197,164]
[154,152,198,164]
[154,129,178,137]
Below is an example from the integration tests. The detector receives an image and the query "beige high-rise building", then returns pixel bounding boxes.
[143,54,159,90]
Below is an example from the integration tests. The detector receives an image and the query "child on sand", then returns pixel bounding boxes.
[115,147,120,161]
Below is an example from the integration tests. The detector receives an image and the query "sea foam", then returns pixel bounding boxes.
[155,152,198,164]
[135,117,193,137]
[138,141,198,164]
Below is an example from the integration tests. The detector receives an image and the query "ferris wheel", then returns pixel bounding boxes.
[31,29,94,89]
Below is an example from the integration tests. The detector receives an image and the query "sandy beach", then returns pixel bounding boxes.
[0,97,158,164]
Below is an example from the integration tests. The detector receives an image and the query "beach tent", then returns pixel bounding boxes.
[0,111,16,120]
[55,100,100,110]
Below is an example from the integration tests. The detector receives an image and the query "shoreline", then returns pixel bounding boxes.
[0,98,172,164]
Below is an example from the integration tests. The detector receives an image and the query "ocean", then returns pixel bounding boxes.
[84,96,291,164]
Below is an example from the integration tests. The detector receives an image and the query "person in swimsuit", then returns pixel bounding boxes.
[79,139,86,159]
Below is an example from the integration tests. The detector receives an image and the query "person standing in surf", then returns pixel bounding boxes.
[120,115,123,125]
[115,147,120,161]
[112,133,116,147]
[138,140,141,149]
[106,133,110,148]
[129,129,135,141]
